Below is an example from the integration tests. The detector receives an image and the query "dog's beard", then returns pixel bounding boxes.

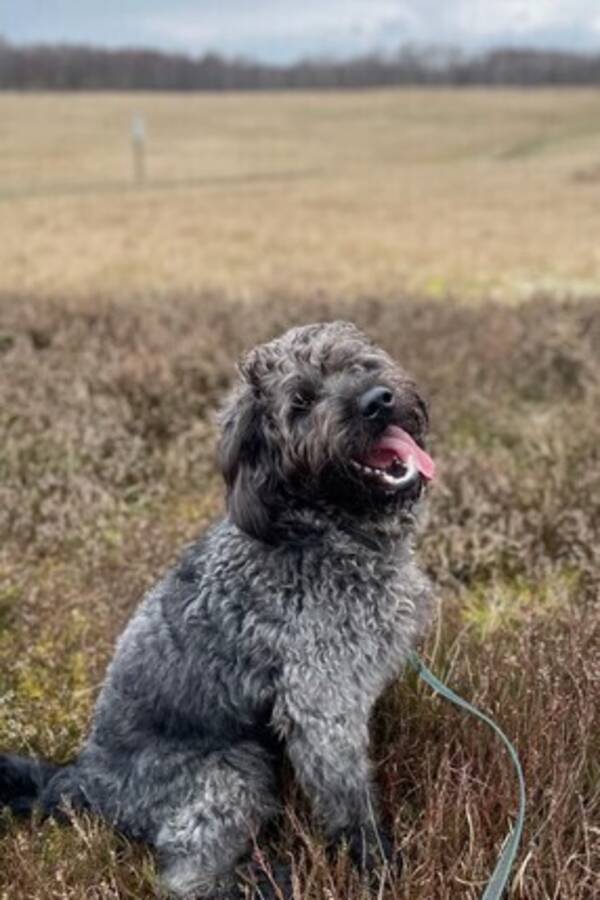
[302,460,425,521]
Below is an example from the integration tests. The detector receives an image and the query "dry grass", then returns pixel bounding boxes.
[0,290,598,899]
[3,89,600,301]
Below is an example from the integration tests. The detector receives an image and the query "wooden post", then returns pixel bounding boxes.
[131,112,147,184]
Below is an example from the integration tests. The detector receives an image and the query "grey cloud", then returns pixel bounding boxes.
[2,0,600,61]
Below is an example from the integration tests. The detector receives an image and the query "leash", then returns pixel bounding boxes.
[408,652,526,900]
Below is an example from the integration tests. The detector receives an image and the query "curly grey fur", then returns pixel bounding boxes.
[1,321,434,898]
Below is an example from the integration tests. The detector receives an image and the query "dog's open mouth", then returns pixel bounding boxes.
[352,425,436,491]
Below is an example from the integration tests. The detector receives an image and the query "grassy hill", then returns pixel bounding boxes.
[0,89,599,898]
[2,89,600,302]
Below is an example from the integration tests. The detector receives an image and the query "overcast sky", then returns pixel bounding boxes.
[3,1,600,63]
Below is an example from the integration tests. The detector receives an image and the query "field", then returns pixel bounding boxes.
[0,90,599,900]
[3,89,600,301]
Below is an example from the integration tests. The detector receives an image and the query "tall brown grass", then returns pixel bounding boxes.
[0,292,598,898]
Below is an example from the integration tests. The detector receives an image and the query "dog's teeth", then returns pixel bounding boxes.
[351,458,417,491]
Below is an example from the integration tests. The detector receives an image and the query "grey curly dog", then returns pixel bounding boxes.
[0,321,436,898]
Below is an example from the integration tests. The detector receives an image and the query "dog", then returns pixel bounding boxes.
[0,321,435,898]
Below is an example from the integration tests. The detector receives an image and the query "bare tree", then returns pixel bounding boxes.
[2,37,600,91]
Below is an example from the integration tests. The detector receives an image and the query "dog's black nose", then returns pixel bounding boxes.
[358,385,395,420]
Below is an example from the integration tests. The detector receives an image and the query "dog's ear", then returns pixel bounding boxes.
[217,383,274,542]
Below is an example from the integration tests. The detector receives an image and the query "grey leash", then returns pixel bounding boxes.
[409,652,526,900]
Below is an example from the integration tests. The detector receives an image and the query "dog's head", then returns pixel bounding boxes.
[218,321,434,542]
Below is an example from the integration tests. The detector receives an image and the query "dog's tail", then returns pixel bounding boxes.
[0,753,61,817]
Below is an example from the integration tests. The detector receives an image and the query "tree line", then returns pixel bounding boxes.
[3,39,600,90]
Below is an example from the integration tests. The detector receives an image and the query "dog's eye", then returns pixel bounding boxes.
[291,391,315,414]
[350,360,380,376]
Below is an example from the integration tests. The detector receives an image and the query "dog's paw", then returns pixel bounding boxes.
[332,824,401,881]
[238,861,294,899]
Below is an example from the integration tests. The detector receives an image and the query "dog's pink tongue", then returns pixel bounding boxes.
[364,425,435,480]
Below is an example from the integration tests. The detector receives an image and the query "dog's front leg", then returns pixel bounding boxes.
[274,694,395,876]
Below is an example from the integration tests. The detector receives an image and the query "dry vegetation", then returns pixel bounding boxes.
[1,85,599,898]
[0,290,598,899]
[3,89,600,302]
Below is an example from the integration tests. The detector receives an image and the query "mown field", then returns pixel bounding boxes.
[0,89,599,899]
[2,89,600,301]
[0,290,598,899]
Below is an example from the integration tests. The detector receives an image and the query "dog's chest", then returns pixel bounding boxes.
[282,545,421,701]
